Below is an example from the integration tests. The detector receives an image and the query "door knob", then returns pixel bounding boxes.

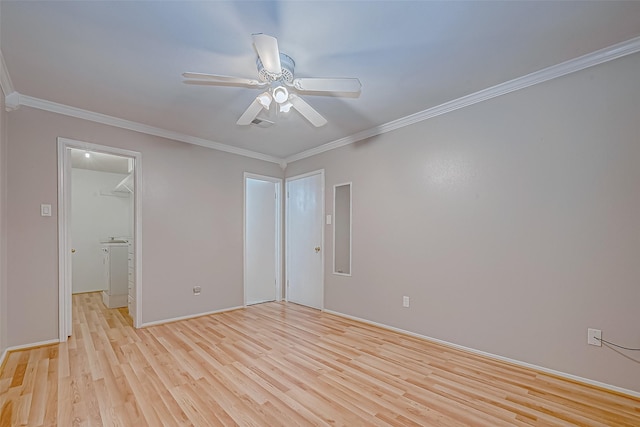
[71,249,76,253]
[315,246,321,253]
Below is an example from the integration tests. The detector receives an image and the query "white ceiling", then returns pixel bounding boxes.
[2,1,640,161]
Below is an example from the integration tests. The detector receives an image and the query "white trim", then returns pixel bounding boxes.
[5,37,640,164]
[285,35,640,164]
[18,94,282,165]
[4,92,19,112]
[57,137,143,341]
[133,154,143,328]
[285,169,325,309]
[243,173,283,306]
[3,339,60,354]
[323,309,640,399]
[1,339,62,367]
[0,83,7,365]
[320,172,325,308]
[285,169,324,182]
[140,306,243,328]
[332,182,352,277]
[57,140,71,340]
[0,49,14,98]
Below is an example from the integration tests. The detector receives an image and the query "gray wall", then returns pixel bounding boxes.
[2,42,639,395]
[286,52,640,393]
[6,107,283,346]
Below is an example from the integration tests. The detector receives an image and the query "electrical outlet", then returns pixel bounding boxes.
[193,286,201,296]
[587,328,601,346]
[402,296,410,308]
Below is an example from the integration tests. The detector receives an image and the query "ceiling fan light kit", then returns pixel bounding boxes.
[272,86,289,104]
[279,101,293,114]
[183,33,361,128]
[256,92,272,110]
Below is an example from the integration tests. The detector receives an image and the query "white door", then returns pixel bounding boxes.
[245,176,280,305]
[286,170,324,309]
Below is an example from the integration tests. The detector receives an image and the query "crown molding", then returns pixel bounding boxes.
[285,35,640,164]
[2,49,21,111]
[16,94,282,164]
[0,49,15,98]
[5,35,640,166]
[4,91,20,112]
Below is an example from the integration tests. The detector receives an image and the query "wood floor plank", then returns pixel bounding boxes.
[56,376,73,427]
[1,292,640,426]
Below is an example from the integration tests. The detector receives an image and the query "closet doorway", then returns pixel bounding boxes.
[244,173,282,305]
[57,137,142,340]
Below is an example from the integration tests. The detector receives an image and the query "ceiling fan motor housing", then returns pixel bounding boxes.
[257,53,295,83]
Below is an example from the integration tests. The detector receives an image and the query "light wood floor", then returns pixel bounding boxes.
[1,292,639,426]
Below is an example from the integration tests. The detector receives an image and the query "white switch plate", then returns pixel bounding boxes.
[403,296,410,308]
[41,204,52,217]
[326,215,332,225]
[587,328,602,346]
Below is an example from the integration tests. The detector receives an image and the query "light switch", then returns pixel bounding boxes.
[41,204,52,217]
[326,215,332,225]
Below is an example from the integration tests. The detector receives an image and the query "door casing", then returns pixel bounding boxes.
[57,137,142,340]
[243,173,282,305]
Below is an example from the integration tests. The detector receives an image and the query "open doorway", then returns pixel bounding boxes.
[57,137,142,341]
[244,173,282,305]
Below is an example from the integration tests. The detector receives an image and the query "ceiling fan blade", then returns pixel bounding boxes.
[292,77,362,93]
[182,72,266,87]
[252,33,281,75]
[289,95,327,127]
[237,92,271,126]
[236,99,263,126]
[183,80,250,87]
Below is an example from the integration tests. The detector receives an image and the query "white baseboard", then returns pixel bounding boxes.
[0,338,61,368]
[3,309,636,399]
[323,309,640,399]
[0,306,243,365]
[5,339,60,352]
[140,305,244,328]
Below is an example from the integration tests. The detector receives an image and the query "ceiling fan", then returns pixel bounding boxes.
[183,34,362,127]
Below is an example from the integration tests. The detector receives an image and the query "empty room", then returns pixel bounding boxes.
[1,1,640,425]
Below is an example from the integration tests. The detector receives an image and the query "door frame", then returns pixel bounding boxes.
[285,169,325,308]
[243,172,283,306]
[57,137,143,340]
